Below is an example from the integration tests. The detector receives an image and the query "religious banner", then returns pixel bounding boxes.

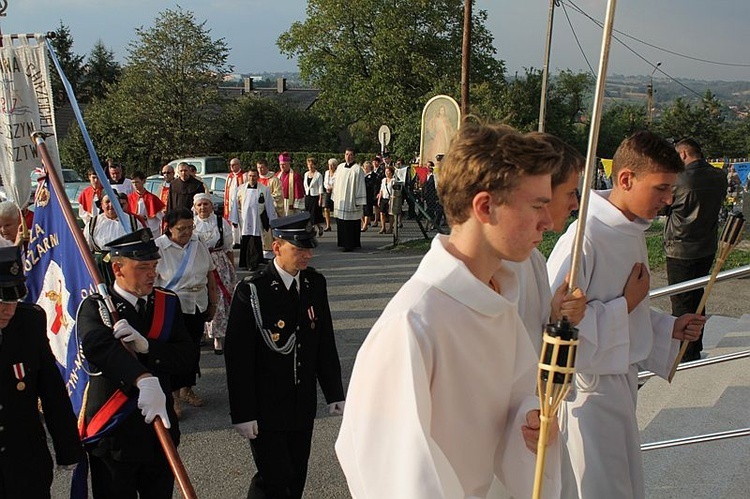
[419,95,460,166]
[0,34,60,209]
[24,178,95,418]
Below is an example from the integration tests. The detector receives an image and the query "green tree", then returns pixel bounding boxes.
[49,21,85,107]
[68,7,231,168]
[597,103,648,158]
[657,92,727,157]
[83,40,121,101]
[277,0,505,157]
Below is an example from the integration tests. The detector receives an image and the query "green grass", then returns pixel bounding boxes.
[399,217,750,273]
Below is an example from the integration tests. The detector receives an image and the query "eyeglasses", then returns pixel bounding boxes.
[171,224,195,233]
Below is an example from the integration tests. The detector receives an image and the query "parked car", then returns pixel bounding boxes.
[30,168,83,184]
[166,156,227,177]
[202,173,228,200]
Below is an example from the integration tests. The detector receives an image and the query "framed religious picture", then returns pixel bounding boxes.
[419,95,460,168]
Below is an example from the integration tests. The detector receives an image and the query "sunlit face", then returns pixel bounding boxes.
[273,239,313,274]
[169,218,194,246]
[89,174,102,189]
[102,196,117,219]
[385,168,394,178]
[0,215,19,242]
[0,301,18,328]
[256,163,268,176]
[178,165,191,181]
[113,258,158,297]
[618,169,676,221]
[230,160,242,173]
[344,151,355,164]
[307,159,316,171]
[161,166,175,180]
[132,177,146,193]
[279,161,291,173]
[548,172,580,233]
[486,174,553,262]
[194,199,214,219]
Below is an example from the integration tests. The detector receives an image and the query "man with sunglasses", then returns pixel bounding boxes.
[157,165,174,207]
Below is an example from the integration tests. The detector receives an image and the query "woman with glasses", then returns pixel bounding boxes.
[155,208,218,418]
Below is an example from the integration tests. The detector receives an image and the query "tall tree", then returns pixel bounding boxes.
[73,7,231,167]
[49,21,85,107]
[277,0,505,157]
[83,40,121,101]
[657,92,727,157]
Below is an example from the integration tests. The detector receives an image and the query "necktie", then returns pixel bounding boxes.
[137,298,148,323]
[289,279,299,302]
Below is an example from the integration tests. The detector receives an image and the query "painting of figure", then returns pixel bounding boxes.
[420,95,460,165]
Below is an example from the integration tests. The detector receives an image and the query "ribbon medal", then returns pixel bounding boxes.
[308,306,316,330]
[13,363,26,391]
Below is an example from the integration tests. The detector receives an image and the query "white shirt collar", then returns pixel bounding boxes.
[114,282,142,308]
[273,259,300,291]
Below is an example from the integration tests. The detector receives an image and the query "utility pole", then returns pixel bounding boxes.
[538,0,557,132]
[460,0,472,117]
[647,61,661,125]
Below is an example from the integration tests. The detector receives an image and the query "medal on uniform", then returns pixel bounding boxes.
[271,333,280,342]
[308,306,316,330]
[13,363,26,391]
[276,320,285,329]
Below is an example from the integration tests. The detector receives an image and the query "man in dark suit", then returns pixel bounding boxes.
[0,246,83,498]
[225,212,345,499]
[77,228,196,499]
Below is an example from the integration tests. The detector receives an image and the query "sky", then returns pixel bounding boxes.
[7,0,750,82]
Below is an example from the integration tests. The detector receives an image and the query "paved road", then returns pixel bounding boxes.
[50,226,749,498]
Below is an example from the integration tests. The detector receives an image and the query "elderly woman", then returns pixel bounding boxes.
[84,192,143,286]
[0,201,22,247]
[193,193,235,354]
[155,208,218,417]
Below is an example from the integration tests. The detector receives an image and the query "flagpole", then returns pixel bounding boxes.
[32,131,197,499]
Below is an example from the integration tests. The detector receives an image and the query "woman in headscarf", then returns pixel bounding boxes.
[192,193,235,354]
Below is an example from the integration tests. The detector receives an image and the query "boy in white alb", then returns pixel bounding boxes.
[546,131,705,498]
[336,123,564,498]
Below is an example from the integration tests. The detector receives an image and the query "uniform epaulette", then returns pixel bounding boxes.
[243,268,267,283]
[16,302,43,313]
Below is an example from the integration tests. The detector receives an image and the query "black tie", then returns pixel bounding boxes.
[289,280,299,302]
[137,298,148,323]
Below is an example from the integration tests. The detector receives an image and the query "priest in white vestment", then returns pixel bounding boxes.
[333,148,366,251]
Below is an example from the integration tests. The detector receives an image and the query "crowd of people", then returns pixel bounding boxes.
[0,126,742,499]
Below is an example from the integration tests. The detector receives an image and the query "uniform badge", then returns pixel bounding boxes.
[9,261,19,276]
[12,363,26,391]
[276,320,285,329]
[271,280,280,291]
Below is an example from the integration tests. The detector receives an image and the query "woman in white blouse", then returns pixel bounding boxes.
[376,165,395,234]
[193,193,235,354]
[155,207,218,417]
[304,157,325,236]
[322,158,338,232]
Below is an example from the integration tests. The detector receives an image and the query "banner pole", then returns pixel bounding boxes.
[32,131,197,499]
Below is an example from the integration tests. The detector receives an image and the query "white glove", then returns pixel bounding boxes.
[136,376,171,429]
[113,319,149,354]
[233,421,259,440]
[328,400,345,416]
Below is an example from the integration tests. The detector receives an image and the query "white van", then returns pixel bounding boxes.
[167,156,227,177]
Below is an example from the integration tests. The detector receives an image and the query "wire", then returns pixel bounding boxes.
[565,0,750,68]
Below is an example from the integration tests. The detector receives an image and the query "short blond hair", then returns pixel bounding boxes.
[438,122,561,226]
[612,131,683,177]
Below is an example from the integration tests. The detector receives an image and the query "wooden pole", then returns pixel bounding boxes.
[538,0,557,132]
[32,131,198,499]
[460,0,472,116]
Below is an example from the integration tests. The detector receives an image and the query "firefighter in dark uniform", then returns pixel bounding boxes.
[225,212,345,499]
[0,246,83,498]
[77,228,196,499]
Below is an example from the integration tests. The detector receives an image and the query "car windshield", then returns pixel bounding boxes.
[205,158,227,174]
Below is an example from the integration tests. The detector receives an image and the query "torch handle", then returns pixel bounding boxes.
[532,415,553,499]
